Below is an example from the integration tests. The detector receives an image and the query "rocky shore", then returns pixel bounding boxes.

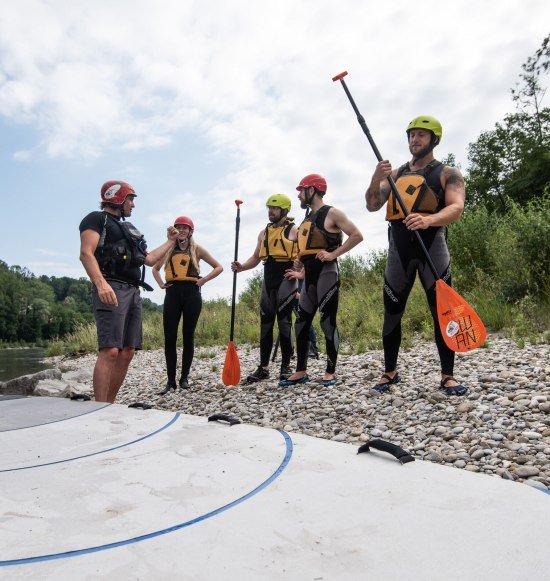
[5,334,549,491]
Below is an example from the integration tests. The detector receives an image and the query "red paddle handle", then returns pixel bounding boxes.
[332,71,348,82]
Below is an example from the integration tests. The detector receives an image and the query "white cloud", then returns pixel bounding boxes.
[13,150,31,161]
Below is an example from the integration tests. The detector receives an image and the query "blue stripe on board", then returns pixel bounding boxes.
[1,402,112,432]
[0,429,293,567]
[0,413,180,473]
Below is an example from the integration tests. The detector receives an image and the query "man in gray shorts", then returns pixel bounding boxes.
[79,180,178,402]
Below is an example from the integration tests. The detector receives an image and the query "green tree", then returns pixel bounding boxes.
[466,35,550,211]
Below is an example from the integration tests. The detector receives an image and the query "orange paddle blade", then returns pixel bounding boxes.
[222,341,241,386]
[436,280,487,352]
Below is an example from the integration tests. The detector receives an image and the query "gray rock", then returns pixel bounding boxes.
[514,466,540,478]
[1,368,62,395]
[522,431,542,440]
[523,479,548,491]
[34,379,70,398]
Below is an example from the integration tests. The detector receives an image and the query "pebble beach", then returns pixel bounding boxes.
[56,334,550,491]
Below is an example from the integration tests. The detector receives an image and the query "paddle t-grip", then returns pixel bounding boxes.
[332,71,348,82]
[235,199,243,207]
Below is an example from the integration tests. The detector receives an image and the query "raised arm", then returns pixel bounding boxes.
[365,160,395,212]
[144,226,178,267]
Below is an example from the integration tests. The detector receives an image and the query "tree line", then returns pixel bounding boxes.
[0,261,160,345]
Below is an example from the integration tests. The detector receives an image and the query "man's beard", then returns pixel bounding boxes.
[409,142,436,162]
[300,199,309,209]
[269,210,284,223]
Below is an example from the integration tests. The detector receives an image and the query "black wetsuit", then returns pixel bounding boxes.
[382,161,454,375]
[259,260,297,368]
[295,206,342,374]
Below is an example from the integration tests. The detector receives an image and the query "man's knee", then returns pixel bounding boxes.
[98,347,120,364]
[119,348,135,365]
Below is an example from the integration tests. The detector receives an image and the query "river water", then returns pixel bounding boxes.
[0,348,52,382]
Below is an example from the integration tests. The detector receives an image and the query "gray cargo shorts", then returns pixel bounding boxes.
[92,281,143,350]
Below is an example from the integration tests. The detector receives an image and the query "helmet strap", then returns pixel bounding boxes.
[305,187,317,206]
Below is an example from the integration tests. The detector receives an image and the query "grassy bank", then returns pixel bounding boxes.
[47,260,549,357]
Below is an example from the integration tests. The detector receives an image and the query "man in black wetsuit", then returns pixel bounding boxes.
[79,180,178,402]
[231,194,298,382]
[280,174,363,387]
[365,116,468,396]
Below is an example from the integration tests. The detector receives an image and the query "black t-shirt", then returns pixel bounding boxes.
[79,211,143,281]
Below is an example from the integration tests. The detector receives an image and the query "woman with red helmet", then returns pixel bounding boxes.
[153,216,223,393]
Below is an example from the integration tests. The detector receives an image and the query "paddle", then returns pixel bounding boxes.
[222,200,243,385]
[332,71,486,352]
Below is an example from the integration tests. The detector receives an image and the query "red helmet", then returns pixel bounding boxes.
[174,216,194,233]
[100,181,136,205]
[296,174,327,193]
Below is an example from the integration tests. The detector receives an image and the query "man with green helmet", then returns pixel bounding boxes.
[231,193,299,382]
[365,115,469,397]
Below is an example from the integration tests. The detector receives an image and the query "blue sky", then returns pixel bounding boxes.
[0,0,548,305]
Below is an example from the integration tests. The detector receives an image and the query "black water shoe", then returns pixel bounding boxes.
[373,373,400,393]
[440,376,468,396]
[246,366,269,383]
[279,365,293,380]
[158,380,177,395]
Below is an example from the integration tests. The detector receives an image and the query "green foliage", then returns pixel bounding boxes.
[466,35,550,212]
[466,111,550,211]
[238,272,263,310]
[0,260,94,344]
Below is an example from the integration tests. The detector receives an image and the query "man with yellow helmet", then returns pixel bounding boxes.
[231,193,299,382]
[365,115,468,396]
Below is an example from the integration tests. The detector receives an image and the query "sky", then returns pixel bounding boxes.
[1,0,548,305]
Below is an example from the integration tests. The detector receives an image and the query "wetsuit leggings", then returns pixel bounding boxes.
[163,282,202,382]
[382,223,454,375]
[260,262,297,367]
[295,260,340,374]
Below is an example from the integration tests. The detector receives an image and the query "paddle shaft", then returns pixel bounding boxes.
[335,76,441,281]
[229,205,241,341]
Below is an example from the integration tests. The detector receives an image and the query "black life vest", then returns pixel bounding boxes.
[297,205,343,258]
[258,219,298,262]
[386,160,445,221]
[95,213,147,276]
